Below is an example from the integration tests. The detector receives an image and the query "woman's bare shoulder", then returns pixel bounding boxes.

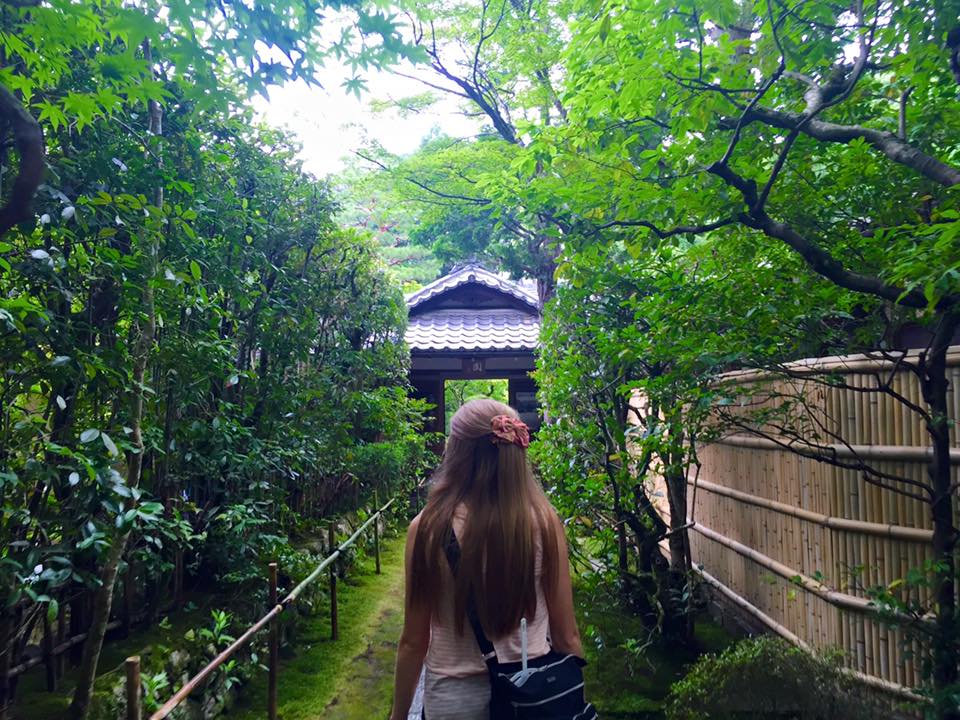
[408,512,423,534]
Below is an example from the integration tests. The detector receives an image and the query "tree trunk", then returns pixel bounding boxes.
[612,479,629,577]
[922,313,960,720]
[67,532,129,719]
[0,611,13,720]
[69,45,162,719]
[664,464,694,644]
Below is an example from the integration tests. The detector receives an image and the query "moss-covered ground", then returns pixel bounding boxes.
[232,542,733,720]
[576,588,733,719]
[18,536,733,720]
[231,535,406,720]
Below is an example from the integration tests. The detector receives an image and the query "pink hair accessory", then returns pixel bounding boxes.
[490,414,530,449]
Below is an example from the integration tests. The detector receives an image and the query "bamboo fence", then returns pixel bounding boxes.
[651,346,960,698]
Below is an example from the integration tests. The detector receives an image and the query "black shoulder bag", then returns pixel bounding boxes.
[443,532,597,720]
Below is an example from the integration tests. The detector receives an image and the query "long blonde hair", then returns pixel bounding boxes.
[411,398,559,637]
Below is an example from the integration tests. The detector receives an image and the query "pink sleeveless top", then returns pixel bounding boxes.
[424,507,551,678]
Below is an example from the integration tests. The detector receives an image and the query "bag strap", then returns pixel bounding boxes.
[443,529,500,674]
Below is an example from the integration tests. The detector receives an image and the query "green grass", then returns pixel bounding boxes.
[232,536,406,720]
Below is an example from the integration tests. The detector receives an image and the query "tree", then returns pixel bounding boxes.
[352,0,585,301]
[334,156,442,288]
[512,0,960,712]
[534,230,864,642]
[0,2,426,717]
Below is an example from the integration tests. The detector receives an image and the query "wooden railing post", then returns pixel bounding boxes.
[268,563,278,720]
[373,490,381,576]
[125,656,141,720]
[328,524,338,641]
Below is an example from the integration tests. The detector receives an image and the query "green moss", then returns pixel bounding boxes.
[576,587,735,720]
[231,537,406,720]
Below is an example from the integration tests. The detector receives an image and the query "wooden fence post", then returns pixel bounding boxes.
[374,490,381,576]
[125,656,141,720]
[268,563,278,720]
[328,524,338,641]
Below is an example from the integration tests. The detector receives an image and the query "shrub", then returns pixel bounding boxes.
[665,635,890,720]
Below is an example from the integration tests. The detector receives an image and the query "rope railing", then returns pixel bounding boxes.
[125,490,401,720]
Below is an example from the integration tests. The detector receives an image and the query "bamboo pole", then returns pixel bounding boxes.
[681,551,926,702]
[151,606,282,719]
[645,349,960,702]
[329,524,338,641]
[723,346,960,383]
[688,478,933,541]
[714,434,960,464]
[374,490,381,575]
[268,563,278,720]
[691,521,933,623]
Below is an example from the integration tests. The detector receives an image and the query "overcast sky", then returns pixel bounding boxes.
[253,57,481,178]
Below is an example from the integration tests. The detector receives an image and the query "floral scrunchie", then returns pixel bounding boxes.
[490,414,530,449]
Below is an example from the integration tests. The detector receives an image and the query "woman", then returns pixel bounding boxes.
[390,399,584,720]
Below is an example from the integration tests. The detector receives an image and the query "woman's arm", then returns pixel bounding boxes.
[390,515,431,720]
[545,512,584,658]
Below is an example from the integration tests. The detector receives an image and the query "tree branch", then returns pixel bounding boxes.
[0,84,44,236]
[597,217,735,237]
[731,105,960,186]
[948,27,960,86]
[352,150,491,205]
[705,160,935,308]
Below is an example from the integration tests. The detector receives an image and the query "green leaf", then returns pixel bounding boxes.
[190,260,202,281]
[80,429,100,443]
[47,599,59,624]
[62,92,101,131]
[101,433,119,457]
[598,13,611,43]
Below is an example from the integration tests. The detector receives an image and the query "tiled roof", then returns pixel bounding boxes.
[406,309,540,352]
[405,263,539,311]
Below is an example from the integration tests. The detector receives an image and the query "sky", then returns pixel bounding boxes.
[253,58,481,179]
